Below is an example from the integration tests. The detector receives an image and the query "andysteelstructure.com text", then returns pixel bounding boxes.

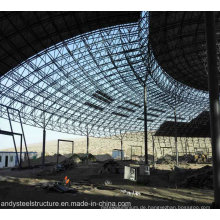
[0,200,132,208]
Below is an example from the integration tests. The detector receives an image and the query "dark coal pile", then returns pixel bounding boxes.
[180,165,213,189]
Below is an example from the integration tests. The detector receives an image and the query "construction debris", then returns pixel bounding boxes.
[178,154,195,163]
[39,182,77,193]
[120,189,141,197]
[71,154,82,164]
[98,160,123,175]
[79,153,97,162]
[104,179,112,185]
[157,154,210,165]
[157,155,175,164]
[58,154,82,170]
[194,151,208,163]
[54,164,65,172]
[59,159,75,170]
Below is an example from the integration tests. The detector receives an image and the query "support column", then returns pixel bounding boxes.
[7,109,19,167]
[86,128,89,164]
[205,11,220,208]
[174,108,178,166]
[42,128,46,166]
[121,138,123,160]
[144,83,148,165]
[57,140,59,165]
[20,135,22,168]
[18,111,30,166]
[152,135,155,166]
[185,138,188,155]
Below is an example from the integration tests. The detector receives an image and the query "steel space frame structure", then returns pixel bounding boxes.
[0,12,210,139]
[1,10,220,206]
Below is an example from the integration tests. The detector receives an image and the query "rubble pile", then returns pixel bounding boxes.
[70,154,82,164]
[60,154,82,169]
[38,182,77,193]
[98,159,123,175]
[207,157,213,163]
[157,154,204,164]
[157,155,175,164]
[178,154,195,163]
[83,153,96,162]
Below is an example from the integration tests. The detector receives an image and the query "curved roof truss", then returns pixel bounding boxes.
[0,12,211,137]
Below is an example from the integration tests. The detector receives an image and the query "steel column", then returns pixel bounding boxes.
[121,138,123,160]
[7,109,20,167]
[57,139,59,165]
[185,138,188,155]
[87,128,89,163]
[72,141,74,155]
[144,83,148,165]
[42,128,46,166]
[152,135,155,166]
[174,108,178,166]
[205,11,220,208]
[19,135,22,168]
[18,111,30,166]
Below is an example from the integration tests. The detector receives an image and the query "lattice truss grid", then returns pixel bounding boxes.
[0,12,210,138]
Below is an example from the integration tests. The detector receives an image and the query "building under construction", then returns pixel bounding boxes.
[0,11,220,209]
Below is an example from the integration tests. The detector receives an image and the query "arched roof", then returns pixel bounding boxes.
[0,12,210,137]
[0,11,140,77]
[149,11,220,91]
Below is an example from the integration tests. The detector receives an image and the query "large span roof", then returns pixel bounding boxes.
[0,12,211,137]
[0,11,140,77]
[149,11,220,91]
[155,111,210,138]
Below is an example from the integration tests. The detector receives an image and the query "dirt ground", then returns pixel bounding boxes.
[0,162,214,209]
